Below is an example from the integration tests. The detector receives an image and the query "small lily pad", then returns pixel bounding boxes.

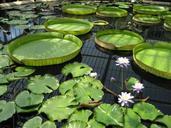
[15,90,44,108]
[0,85,7,96]
[14,67,35,77]
[27,75,59,94]
[0,100,16,123]
[62,121,87,128]
[0,74,9,84]
[23,116,56,128]
[156,115,171,128]
[0,55,13,69]
[39,95,78,121]
[62,62,93,77]
[126,77,139,90]
[133,102,163,121]
[94,103,123,126]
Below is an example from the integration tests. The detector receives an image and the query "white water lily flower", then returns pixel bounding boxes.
[110,77,116,82]
[118,92,134,107]
[115,57,130,68]
[133,82,144,93]
[89,72,98,78]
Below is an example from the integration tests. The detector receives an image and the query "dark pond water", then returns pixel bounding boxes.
[0,1,171,128]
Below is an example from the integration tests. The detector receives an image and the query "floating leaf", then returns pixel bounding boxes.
[0,100,16,123]
[124,109,142,128]
[27,75,59,94]
[62,121,87,128]
[0,55,13,69]
[23,116,56,128]
[88,119,105,128]
[126,77,139,90]
[150,124,166,128]
[62,62,93,77]
[14,67,35,77]
[39,95,78,121]
[0,74,9,84]
[30,25,45,30]
[7,19,28,25]
[94,104,123,126]
[69,110,92,122]
[59,76,104,104]
[0,85,7,96]
[133,102,163,121]
[15,90,44,108]
[16,105,39,113]
[156,115,171,128]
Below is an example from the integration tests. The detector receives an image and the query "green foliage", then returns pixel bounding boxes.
[156,115,171,128]
[39,95,78,121]
[62,121,87,128]
[59,76,104,104]
[0,100,16,123]
[133,102,163,121]
[0,85,7,96]
[126,77,139,91]
[23,116,56,128]
[15,90,44,108]
[94,104,123,126]
[62,62,93,77]
[0,55,13,69]
[27,75,59,94]
[14,67,35,77]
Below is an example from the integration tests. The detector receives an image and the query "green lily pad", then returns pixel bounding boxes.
[7,20,28,25]
[39,95,78,121]
[88,119,105,128]
[133,5,169,15]
[14,67,35,77]
[27,75,59,94]
[156,115,171,128]
[133,42,171,79]
[30,25,45,30]
[0,100,16,123]
[133,102,162,121]
[150,124,166,128]
[7,10,21,17]
[95,29,144,51]
[59,76,104,104]
[124,109,142,128]
[23,116,56,128]
[8,32,82,66]
[133,14,161,26]
[16,105,39,113]
[94,103,123,126]
[62,121,87,128]
[0,85,7,96]
[15,25,30,29]
[0,74,9,84]
[69,110,92,122]
[62,4,97,15]
[15,90,44,108]
[0,55,13,69]
[62,62,93,77]
[44,18,94,35]
[96,6,128,17]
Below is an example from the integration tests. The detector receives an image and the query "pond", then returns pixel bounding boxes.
[0,1,171,128]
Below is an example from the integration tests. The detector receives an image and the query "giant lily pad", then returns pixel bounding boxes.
[95,29,144,51]
[133,42,171,79]
[62,62,93,77]
[133,14,161,26]
[23,116,56,128]
[164,19,171,31]
[133,102,162,121]
[44,18,94,35]
[0,100,16,123]
[133,5,169,15]
[39,95,78,121]
[15,90,44,108]
[62,4,97,15]
[94,103,123,126]
[7,32,82,66]
[27,75,59,94]
[96,6,128,17]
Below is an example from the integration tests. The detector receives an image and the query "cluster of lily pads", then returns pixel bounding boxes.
[0,57,171,128]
